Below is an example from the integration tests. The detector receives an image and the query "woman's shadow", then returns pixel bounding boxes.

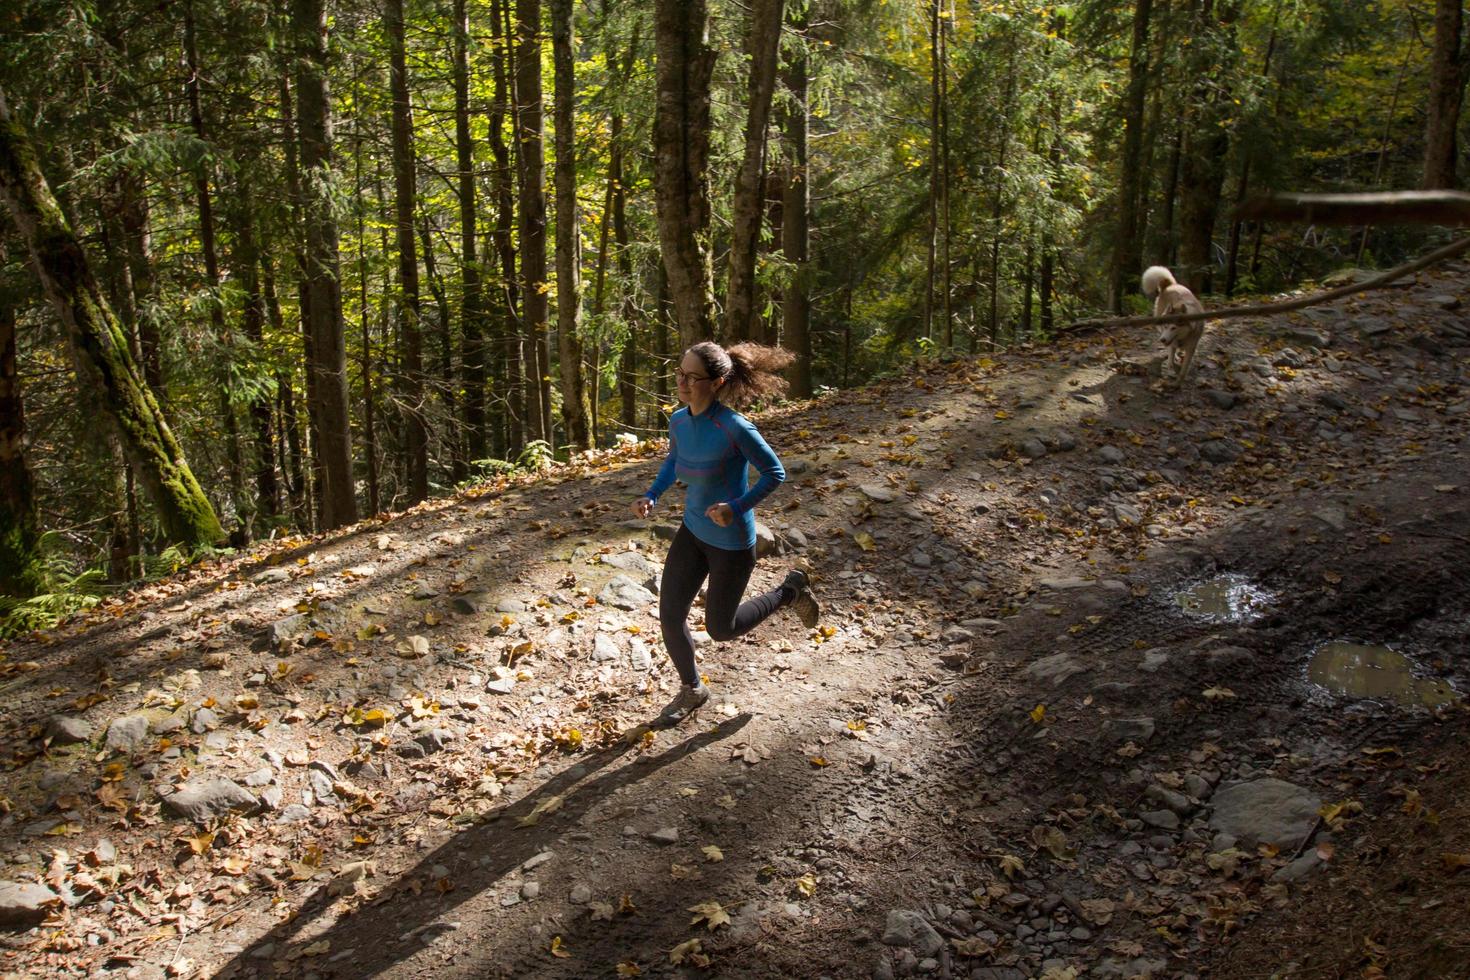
[217,713,752,977]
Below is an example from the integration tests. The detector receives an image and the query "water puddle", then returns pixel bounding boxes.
[1172,574,1275,623]
[1307,642,1459,709]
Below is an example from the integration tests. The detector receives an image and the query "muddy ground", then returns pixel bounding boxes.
[1,264,1468,980]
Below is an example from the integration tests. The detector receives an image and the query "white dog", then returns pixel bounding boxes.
[1141,266,1205,387]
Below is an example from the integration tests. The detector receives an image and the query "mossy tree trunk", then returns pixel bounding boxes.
[0,87,225,549]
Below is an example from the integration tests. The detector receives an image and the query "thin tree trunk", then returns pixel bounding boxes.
[454,0,487,466]
[938,3,952,347]
[551,0,590,451]
[726,0,785,342]
[1423,0,1465,189]
[351,97,380,516]
[276,50,321,530]
[419,215,456,473]
[653,0,717,347]
[489,0,520,454]
[1225,4,1281,296]
[184,0,249,536]
[293,0,357,529]
[0,286,44,596]
[923,0,940,340]
[387,0,428,501]
[229,187,280,524]
[515,0,552,444]
[115,169,163,399]
[1177,0,1235,292]
[0,86,224,547]
[261,255,309,524]
[1110,0,1154,311]
[782,5,813,397]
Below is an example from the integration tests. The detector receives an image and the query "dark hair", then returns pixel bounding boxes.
[687,341,795,410]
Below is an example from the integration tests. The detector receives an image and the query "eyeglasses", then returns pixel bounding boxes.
[674,368,711,384]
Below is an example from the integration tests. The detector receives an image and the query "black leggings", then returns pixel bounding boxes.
[659,523,787,686]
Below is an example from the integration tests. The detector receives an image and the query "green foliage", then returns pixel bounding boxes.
[0,534,108,638]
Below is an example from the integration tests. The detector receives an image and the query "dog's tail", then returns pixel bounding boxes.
[1141,265,1176,299]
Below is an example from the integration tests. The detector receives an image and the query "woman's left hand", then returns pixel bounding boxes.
[705,502,735,527]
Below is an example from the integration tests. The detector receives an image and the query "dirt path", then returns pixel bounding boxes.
[1,264,1468,980]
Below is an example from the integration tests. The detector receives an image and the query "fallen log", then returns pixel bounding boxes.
[1062,233,1470,333]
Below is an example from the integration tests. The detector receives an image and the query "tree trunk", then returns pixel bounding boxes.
[419,216,456,472]
[277,55,321,530]
[228,187,280,524]
[726,0,785,342]
[261,254,309,524]
[184,0,249,535]
[489,0,520,455]
[114,168,163,399]
[293,0,357,529]
[515,0,553,444]
[782,7,813,397]
[923,0,940,340]
[1423,0,1465,189]
[1177,1,1235,292]
[551,0,590,451]
[454,0,488,465]
[1110,0,1153,311]
[387,0,428,502]
[653,0,717,348]
[0,87,224,547]
[613,120,639,430]
[0,287,43,597]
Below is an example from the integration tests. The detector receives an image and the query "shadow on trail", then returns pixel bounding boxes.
[216,713,752,978]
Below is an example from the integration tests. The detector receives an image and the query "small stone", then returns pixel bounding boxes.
[276,804,312,824]
[519,881,540,900]
[105,715,150,754]
[243,768,274,788]
[592,634,621,662]
[1019,439,1047,459]
[46,716,92,746]
[522,852,554,871]
[881,909,943,958]
[162,779,258,823]
[0,881,63,927]
[190,707,220,735]
[1139,809,1179,830]
[598,575,655,611]
[648,827,679,845]
[1199,439,1242,464]
[569,884,592,904]
[252,567,290,585]
[1202,390,1236,410]
[1097,445,1126,464]
[269,614,307,647]
[601,551,654,575]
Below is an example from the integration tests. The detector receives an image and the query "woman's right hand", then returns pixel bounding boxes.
[633,497,654,518]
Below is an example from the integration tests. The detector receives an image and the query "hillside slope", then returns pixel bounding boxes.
[1,264,1468,979]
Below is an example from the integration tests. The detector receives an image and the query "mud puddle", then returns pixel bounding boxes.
[1172,573,1275,623]
[1307,641,1459,709]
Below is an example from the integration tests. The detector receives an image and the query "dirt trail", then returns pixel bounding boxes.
[1,264,1468,980]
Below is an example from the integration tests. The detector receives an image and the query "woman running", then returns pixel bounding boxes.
[633,341,820,723]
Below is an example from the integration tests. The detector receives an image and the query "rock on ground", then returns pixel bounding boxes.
[1209,778,1322,848]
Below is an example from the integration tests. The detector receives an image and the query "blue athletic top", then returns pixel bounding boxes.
[644,401,785,551]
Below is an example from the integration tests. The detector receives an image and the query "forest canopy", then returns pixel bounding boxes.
[0,0,1465,610]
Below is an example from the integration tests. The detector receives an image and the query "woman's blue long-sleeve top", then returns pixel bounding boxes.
[643,400,785,550]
